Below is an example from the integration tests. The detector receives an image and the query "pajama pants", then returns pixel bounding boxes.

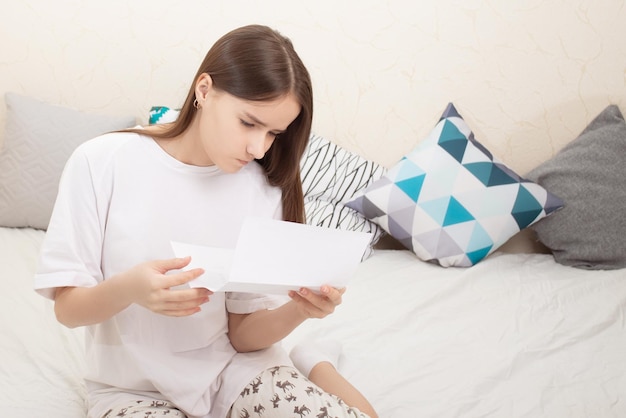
[227,366,370,418]
[102,366,370,418]
[101,400,186,417]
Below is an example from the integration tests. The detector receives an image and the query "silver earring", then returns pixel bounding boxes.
[193,99,199,109]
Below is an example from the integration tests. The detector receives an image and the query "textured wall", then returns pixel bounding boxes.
[1,0,625,173]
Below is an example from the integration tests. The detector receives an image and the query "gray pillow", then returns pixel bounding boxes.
[526,104,626,270]
[0,92,136,230]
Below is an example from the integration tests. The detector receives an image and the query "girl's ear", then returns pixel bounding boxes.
[195,73,213,104]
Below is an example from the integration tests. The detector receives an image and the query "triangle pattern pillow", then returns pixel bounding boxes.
[347,103,563,267]
[149,106,180,124]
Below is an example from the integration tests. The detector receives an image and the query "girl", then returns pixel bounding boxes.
[34,24,377,418]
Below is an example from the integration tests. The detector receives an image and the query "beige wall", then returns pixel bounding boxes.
[1,0,625,173]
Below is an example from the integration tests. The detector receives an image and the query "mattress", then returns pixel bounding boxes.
[0,227,86,416]
[284,249,626,417]
[2,226,626,417]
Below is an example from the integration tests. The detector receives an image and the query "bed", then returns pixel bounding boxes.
[2,102,626,416]
[2,80,626,418]
[2,2,626,416]
[2,87,626,418]
[2,225,626,417]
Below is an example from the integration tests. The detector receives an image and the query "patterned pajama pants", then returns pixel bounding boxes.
[227,366,370,418]
[102,400,186,417]
[102,366,369,418]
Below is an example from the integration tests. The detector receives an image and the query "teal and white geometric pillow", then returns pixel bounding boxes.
[346,103,563,267]
[149,106,180,124]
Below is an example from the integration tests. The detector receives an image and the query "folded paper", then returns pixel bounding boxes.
[171,217,372,294]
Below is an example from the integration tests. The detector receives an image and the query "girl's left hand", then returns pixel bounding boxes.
[288,285,346,319]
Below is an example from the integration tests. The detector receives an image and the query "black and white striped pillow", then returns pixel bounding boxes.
[301,134,387,256]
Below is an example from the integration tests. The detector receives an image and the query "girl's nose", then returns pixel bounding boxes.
[246,133,267,160]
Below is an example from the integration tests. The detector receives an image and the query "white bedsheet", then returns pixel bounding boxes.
[2,226,625,417]
[283,249,626,417]
[0,227,86,417]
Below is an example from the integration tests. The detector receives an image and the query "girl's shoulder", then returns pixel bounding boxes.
[73,129,143,158]
[64,130,146,182]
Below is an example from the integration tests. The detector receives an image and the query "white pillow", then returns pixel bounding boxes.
[0,93,136,229]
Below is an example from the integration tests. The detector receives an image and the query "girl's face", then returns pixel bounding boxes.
[195,74,301,173]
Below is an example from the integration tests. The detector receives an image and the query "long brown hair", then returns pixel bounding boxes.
[141,25,312,223]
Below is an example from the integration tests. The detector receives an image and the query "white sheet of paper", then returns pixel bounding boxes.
[171,217,372,294]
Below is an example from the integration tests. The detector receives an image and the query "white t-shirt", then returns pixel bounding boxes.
[34,132,291,418]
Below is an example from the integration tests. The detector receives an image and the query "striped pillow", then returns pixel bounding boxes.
[301,134,387,256]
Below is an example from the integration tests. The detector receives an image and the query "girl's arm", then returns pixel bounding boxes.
[227,286,345,352]
[54,257,210,328]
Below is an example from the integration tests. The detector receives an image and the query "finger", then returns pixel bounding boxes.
[163,287,212,303]
[299,286,344,306]
[156,289,211,315]
[155,256,193,273]
[163,268,206,288]
[295,287,337,313]
[164,294,210,310]
[288,291,326,318]
[319,286,346,305]
[161,306,204,317]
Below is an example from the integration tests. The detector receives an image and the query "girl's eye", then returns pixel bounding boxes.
[240,119,254,128]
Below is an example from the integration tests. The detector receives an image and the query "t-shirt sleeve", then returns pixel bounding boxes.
[34,143,106,300]
[225,292,290,314]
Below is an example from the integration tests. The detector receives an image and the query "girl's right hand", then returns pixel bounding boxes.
[124,256,212,316]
